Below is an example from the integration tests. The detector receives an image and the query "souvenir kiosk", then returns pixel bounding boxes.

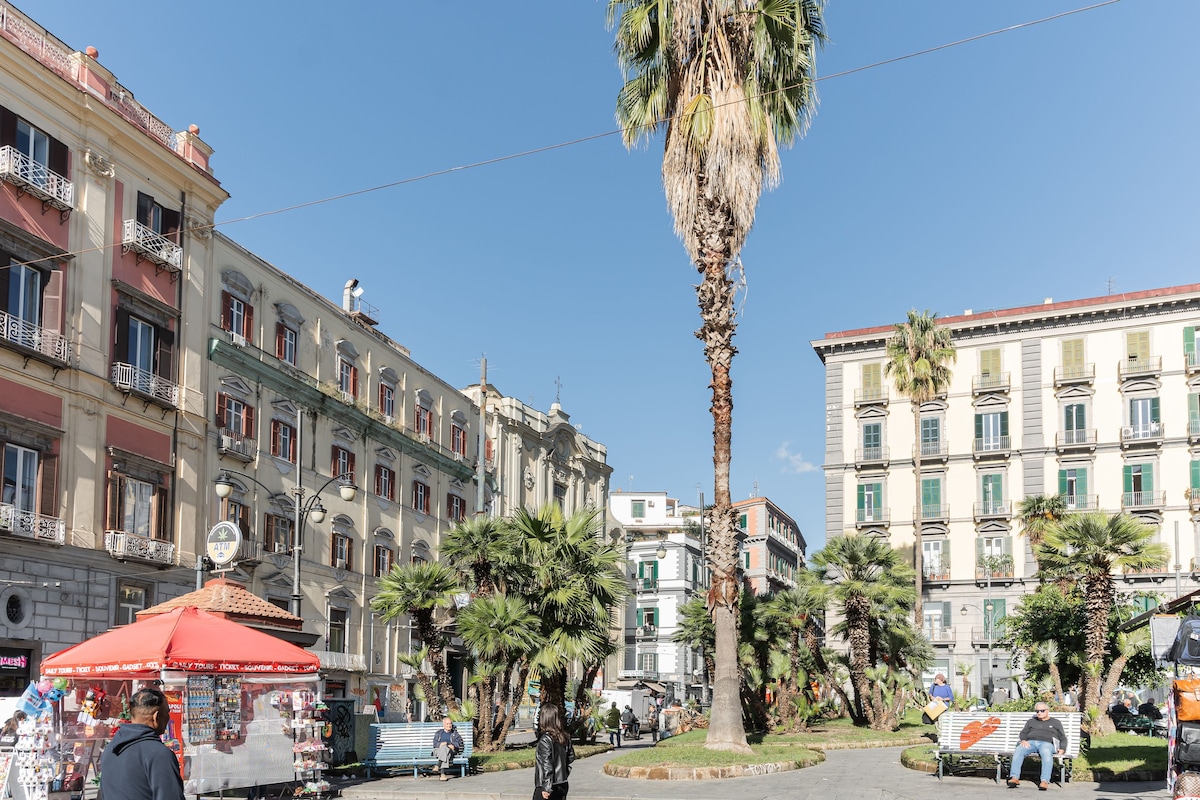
[38,606,326,797]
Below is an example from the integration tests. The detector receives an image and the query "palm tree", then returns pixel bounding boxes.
[1096,628,1150,734]
[372,560,463,716]
[884,310,956,625]
[397,646,439,720]
[440,515,516,596]
[608,0,826,754]
[1036,511,1168,725]
[1016,494,1068,576]
[802,533,916,729]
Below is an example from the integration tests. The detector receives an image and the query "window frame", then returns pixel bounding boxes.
[411,480,430,514]
[265,513,294,554]
[374,545,394,578]
[275,323,297,365]
[374,464,396,501]
[332,533,353,570]
[270,419,297,463]
[447,494,465,523]
[450,424,467,457]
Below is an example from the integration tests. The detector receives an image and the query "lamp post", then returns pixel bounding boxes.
[214,457,357,618]
[961,598,996,703]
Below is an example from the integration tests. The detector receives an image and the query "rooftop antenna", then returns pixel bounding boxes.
[629,475,634,492]
[1107,277,1117,295]
[752,480,759,498]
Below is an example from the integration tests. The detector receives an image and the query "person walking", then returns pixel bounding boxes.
[99,688,185,800]
[533,704,575,800]
[603,702,621,748]
[1007,703,1066,790]
[430,716,464,781]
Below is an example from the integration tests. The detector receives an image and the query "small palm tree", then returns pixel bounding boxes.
[440,515,516,596]
[885,310,956,624]
[372,560,463,716]
[1037,511,1168,722]
[608,0,826,754]
[397,646,439,720]
[1095,628,1150,734]
[1017,494,1068,575]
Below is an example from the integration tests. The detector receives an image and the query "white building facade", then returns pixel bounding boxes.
[811,283,1200,698]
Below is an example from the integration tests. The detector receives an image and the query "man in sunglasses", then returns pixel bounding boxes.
[1007,704,1066,790]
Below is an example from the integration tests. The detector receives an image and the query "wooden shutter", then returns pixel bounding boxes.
[48,136,68,179]
[275,323,286,359]
[243,303,254,340]
[999,411,1009,436]
[1062,339,1083,369]
[220,291,232,330]
[41,269,63,335]
[1144,464,1155,492]
[330,447,339,476]
[155,481,170,540]
[974,414,983,441]
[114,308,130,363]
[350,365,358,398]
[980,349,1000,377]
[1190,394,1200,421]
[1150,397,1160,423]
[38,454,57,518]
[636,608,644,627]
[1058,469,1068,496]
[106,472,124,530]
[1126,331,1149,360]
[348,452,356,481]
[856,484,865,510]
[1077,469,1088,498]
[271,420,282,457]
[160,207,180,241]
[0,106,16,147]
[374,466,382,497]
[215,393,228,428]
[1123,465,1133,494]
[243,405,255,438]
[154,325,173,379]
[1191,460,1200,490]
[136,192,153,227]
[1186,327,1196,356]
[862,363,880,390]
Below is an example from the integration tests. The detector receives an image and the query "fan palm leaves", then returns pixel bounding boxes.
[1017,494,1068,575]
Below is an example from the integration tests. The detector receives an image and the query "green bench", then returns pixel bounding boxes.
[364,722,473,778]
[1113,714,1155,735]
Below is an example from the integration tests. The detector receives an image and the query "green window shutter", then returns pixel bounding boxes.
[1058,469,1068,495]
[1002,536,1013,556]
[1077,469,1088,497]
[638,561,645,580]
[1190,394,1199,421]
[974,414,983,440]
[991,599,1007,625]
[975,538,985,563]
[1191,460,1200,491]
[1123,465,1133,493]
[1000,411,1009,436]
[636,608,644,627]
[857,485,866,511]
[650,561,658,581]
[1185,326,1196,355]
[943,539,951,570]
[1144,463,1155,492]
[1150,397,1160,423]
[650,607,658,625]
[922,478,941,507]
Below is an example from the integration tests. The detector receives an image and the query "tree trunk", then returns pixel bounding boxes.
[541,666,567,718]
[1082,573,1113,715]
[912,407,924,626]
[415,670,441,721]
[493,662,530,749]
[416,612,460,716]
[695,228,750,755]
[477,674,495,751]
[846,598,874,726]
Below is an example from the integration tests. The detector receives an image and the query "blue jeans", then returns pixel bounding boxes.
[1010,739,1056,783]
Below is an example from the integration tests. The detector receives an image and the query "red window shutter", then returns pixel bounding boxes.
[275,323,285,359]
[348,452,356,481]
[374,466,382,496]
[485,438,494,460]
[446,494,452,520]
[330,447,339,476]
[38,455,58,518]
[216,393,228,428]
[244,304,254,339]
[350,366,359,398]
[221,291,232,330]
[271,420,280,456]
[106,472,123,530]
[244,405,255,438]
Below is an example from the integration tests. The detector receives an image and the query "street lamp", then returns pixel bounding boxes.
[961,600,997,703]
[213,465,357,618]
[655,531,668,560]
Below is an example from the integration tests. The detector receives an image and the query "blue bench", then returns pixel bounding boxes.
[364,722,473,779]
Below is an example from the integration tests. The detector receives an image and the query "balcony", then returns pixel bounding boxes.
[915,441,949,463]
[0,310,71,364]
[636,624,658,640]
[234,537,262,565]
[973,500,1012,521]
[104,530,175,566]
[0,504,65,544]
[121,219,183,273]
[853,386,889,406]
[972,436,1010,459]
[218,429,257,463]
[914,504,949,523]
[972,372,1010,394]
[1118,356,1162,380]
[855,508,890,527]
[1053,363,1095,386]
[111,362,179,408]
[315,651,367,672]
[1064,494,1098,512]
[636,578,659,593]
[971,625,1005,644]
[923,562,950,582]
[854,446,889,467]
[1120,422,1163,448]
[1122,490,1165,511]
[1188,351,1200,375]
[1055,428,1097,452]
[767,567,797,589]
[976,558,1014,581]
[1189,417,1200,445]
[924,626,955,645]
[0,145,73,213]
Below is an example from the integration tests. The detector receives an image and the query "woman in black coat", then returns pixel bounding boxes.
[533,704,575,800]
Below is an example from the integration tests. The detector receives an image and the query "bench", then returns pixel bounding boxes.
[364,722,474,779]
[936,711,1082,784]
[1113,714,1155,735]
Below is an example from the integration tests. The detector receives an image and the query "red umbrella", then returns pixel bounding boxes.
[41,606,321,677]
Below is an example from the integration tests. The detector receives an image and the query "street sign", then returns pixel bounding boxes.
[206,521,242,566]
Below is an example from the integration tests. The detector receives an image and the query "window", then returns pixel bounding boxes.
[415,405,433,438]
[374,465,395,501]
[332,534,352,570]
[1187,326,1197,367]
[856,482,883,522]
[136,192,180,238]
[920,416,942,455]
[0,109,68,191]
[2,444,37,513]
[331,446,355,481]
[327,608,348,653]
[215,393,255,438]
[630,500,646,518]
[1124,463,1155,503]
[1191,460,1200,494]
[1063,402,1087,443]
[374,545,394,578]
[637,560,658,590]
[1061,338,1085,370]
[484,438,494,462]
[1129,397,1161,436]
[270,420,296,462]
[107,472,167,539]
[265,514,294,554]
[861,362,882,400]
[635,607,658,630]
[976,536,1012,578]
[920,477,942,519]
[447,494,465,523]
[979,348,1001,377]
[862,421,882,458]
[1190,394,1199,436]
[115,581,148,626]
[450,424,467,457]
[553,483,567,510]
[1126,330,1150,363]
[221,292,253,338]
[6,263,41,329]
[638,652,658,673]
[379,382,395,418]
[0,257,63,354]
[923,540,949,579]
[980,473,1003,513]
[114,308,174,391]
[337,357,358,398]
[221,498,249,538]
[974,411,1009,450]
[1059,467,1090,509]
[275,323,297,365]
[412,481,430,514]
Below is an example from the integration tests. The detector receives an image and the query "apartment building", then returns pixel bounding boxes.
[811,283,1200,698]
[733,495,805,595]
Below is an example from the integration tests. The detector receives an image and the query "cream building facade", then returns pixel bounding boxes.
[811,283,1200,698]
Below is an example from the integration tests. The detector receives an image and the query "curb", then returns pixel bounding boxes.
[602,750,824,780]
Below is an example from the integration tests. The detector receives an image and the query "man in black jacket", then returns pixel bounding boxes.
[99,688,184,800]
[1007,703,1066,790]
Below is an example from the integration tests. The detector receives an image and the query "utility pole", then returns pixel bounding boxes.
[475,357,487,515]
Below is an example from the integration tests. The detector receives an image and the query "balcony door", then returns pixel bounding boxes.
[1129,397,1160,436]
[981,473,1003,514]
[1058,468,1088,509]
[6,264,41,328]
[3,444,37,513]
[921,417,941,454]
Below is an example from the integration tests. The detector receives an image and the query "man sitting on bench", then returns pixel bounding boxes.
[1007,703,1066,791]
[431,717,464,781]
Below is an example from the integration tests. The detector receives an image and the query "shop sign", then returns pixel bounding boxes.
[0,647,29,671]
[206,521,243,566]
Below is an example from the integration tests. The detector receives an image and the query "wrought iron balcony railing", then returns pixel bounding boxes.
[1056,429,1097,450]
[924,626,956,643]
[218,429,257,462]
[315,651,367,672]
[854,446,889,465]
[855,508,890,526]
[973,436,1010,457]
[1188,351,1200,374]
[104,530,175,565]
[974,500,1011,520]
[636,624,658,639]
[1053,363,1095,386]
[915,504,950,522]
[0,309,70,363]
[853,386,889,406]
[111,362,179,407]
[0,503,65,544]
[923,562,950,581]
[915,441,949,461]
[1120,423,1164,446]
[972,373,1010,393]
[971,625,1005,643]
[637,578,658,592]
[1118,356,1162,379]
[1064,494,1098,511]
[121,219,183,272]
[0,145,73,210]
[1189,418,1200,443]
[1122,490,1165,510]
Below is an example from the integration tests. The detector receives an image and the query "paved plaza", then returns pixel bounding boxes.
[337,740,1172,800]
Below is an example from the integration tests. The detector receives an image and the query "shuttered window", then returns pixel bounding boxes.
[1125,330,1150,361]
[980,348,1001,377]
[1061,338,1084,369]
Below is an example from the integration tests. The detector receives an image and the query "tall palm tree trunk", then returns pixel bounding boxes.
[697,221,750,754]
[912,408,924,625]
[417,616,460,716]
[1082,573,1113,713]
[846,598,874,725]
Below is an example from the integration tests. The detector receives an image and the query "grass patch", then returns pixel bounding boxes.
[657,710,931,749]
[470,743,610,773]
[606,744,822,769]
[901,733,1166,780]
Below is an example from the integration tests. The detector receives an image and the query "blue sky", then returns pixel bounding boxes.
[27,1,1200,551]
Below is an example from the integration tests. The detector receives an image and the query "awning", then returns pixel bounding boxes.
[614,680,666,694]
